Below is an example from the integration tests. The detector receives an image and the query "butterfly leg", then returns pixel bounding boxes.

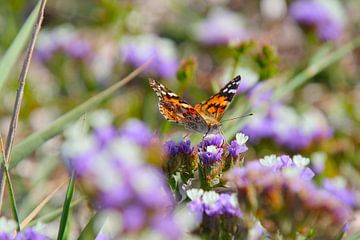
[219,128,228,145]
[183,132,190,140]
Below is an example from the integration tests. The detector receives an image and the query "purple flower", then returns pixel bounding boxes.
[242,91,332,150]
[36,26,91,61]
[259,154,315,180]
[227,133,249,158]
[187,189,241,217]
[217,194,242,217]
[226,162,354,238]
[198,146,223,164]
[121,34,178,78]
[195,8,249,45]
[120,119,153,146]
[62,115,182,239]
[198,134,224,149]
[323,178,357,208]
[178,140,194,155]
[0,224,48,240]
[289,0,344,41]
[165,141,179,156]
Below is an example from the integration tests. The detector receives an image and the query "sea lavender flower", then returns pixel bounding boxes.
[195,8,249,45]
[36,25,91,61]
[242,85,332,150]
[289,0,345,41]
[227,133,249,158]
[322,177,357,208]
[120,34,178,78]
[164,139,195,178]
[62,112,183,239]
[187,189,242,217]
[226,161,354,238]
[198,134,224,149]
[259,154,315,180]
[0,217,48,240]
[198,145,223,165]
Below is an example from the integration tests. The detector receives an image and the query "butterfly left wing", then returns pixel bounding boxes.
[149,79,210,133]
[194,75,241,121]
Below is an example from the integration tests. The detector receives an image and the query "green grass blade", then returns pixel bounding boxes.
[274,36,360,100]
[57,172,76,240]
[0,61,151,169]
[0,1,41,91]
[346,231,360,240]
[77,212,106,240]
[27,198,83,228]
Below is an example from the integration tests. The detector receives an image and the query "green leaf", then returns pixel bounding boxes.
[0,1,40,91]
[57,172,76,240]
[77,212,107,240]
[346,231,360,240]
[0,61,150,169]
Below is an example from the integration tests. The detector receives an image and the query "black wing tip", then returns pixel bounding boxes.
[234,75,241,81]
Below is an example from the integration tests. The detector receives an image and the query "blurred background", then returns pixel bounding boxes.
[0,0,359,237]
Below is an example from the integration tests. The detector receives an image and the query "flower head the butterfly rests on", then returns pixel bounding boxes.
[149,76,241,136]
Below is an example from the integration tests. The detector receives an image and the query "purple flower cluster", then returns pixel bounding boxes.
[187,189,241,217]
[0,229,48,240]
[121,34,178,78]
[242,84,332,150]
[195,8,249,45]
[259,154,315,180]
[165,140,194,156]
[0,218,48,240]
[62,113,182,239]
[289,0,344,41]
[197,134,224,164]
[226,161,355,238]
[36,26,91,61]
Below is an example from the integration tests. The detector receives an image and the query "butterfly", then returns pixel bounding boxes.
[149,76,241,135]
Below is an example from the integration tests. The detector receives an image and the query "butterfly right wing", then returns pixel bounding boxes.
[149,79,209,133]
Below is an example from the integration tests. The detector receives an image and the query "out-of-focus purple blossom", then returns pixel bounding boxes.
[195,8,249,45]
[198,134,224,149]
[323,177,357,208]
[36,26,92,61]
[187,189,241,217]
[198,145,223,164]
[259,154,315,180]
[226,161,354,238]
[121,34,178,78]
[61,112,183,239]
[242,84,332,149]
[289,0,344,41]
[227,133,249,158]
[120,119,153,146]
[0,218,48,240]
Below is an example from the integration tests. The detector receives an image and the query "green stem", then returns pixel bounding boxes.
[2,162,20,231]
[57,172,76,240]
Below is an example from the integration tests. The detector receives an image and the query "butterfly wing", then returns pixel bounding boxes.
[194,75,241,121]
[149,79,209,133]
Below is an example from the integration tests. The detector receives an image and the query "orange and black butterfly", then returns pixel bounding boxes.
[149,76,241,135]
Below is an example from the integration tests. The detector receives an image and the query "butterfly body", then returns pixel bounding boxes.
[149,76,241,135]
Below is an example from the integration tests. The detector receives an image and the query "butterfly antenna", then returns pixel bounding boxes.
[220,113,254,123]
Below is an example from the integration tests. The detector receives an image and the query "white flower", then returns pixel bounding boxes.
[186,189,204,201]
[293,155,310,168]
[202,191,220,205]
[206,145,218,153]
[236,132,249,145]
[229,194,239,207]
[259,154,277,167]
